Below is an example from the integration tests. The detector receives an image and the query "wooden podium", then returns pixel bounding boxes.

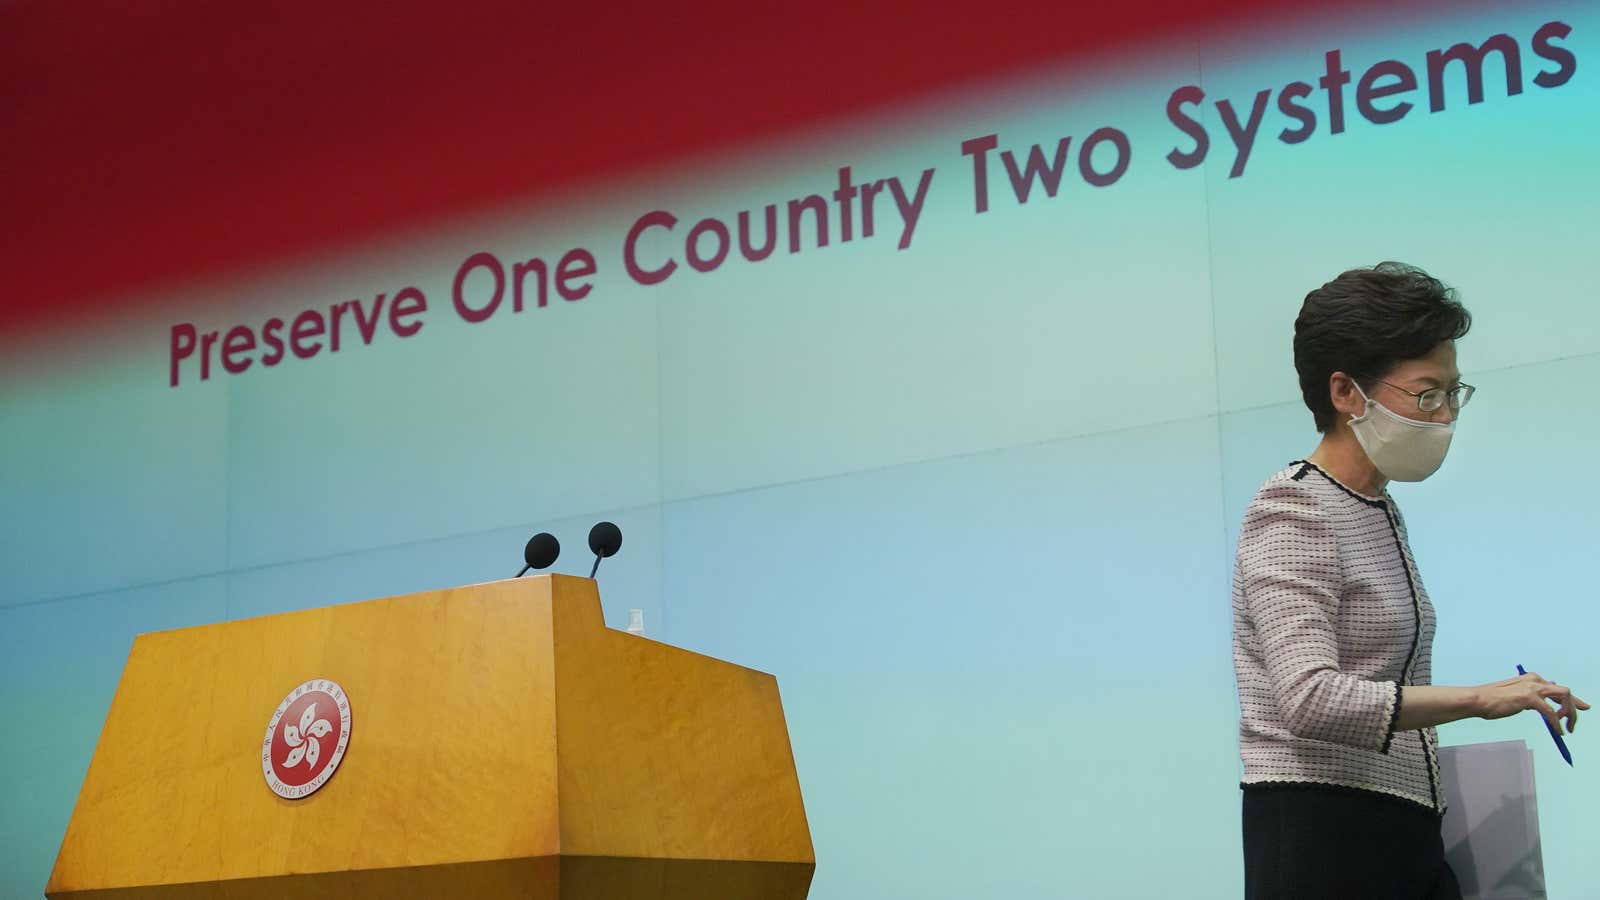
[45,575,814,899]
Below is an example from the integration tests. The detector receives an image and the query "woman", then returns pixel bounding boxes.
[1232,262,1589,899]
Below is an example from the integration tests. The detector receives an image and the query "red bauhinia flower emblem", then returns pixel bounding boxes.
[262,679,352,800]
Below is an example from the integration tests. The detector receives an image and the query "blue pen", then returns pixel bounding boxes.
[1518,664,1574,766]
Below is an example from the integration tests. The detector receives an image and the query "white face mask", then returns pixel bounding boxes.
[1348,383,1454,482]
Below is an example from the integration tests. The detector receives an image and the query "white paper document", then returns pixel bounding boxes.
[1438,740,1545,900]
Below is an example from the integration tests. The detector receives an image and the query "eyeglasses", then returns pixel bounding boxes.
[1379,380,1475,413]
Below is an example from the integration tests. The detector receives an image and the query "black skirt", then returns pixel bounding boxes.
[1242,784,1463,900]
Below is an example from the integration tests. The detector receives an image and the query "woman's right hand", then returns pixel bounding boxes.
[1475,672,1590,734]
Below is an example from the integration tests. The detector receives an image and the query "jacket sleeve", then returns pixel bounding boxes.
[1237,477,1402,753]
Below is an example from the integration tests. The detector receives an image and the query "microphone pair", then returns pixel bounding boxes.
[517,521,622,579]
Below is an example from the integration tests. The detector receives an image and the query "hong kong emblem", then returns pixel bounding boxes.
[261,679,351,800]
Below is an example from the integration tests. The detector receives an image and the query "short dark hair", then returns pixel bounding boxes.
[1293,262,1472,432]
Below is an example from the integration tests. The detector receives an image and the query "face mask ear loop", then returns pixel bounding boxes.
[1348,381,1375,425]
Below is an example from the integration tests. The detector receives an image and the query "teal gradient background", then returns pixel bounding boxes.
[2,3,1595,896]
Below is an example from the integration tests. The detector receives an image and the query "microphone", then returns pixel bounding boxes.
[516,532,560,577]
[587,521,622,578]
